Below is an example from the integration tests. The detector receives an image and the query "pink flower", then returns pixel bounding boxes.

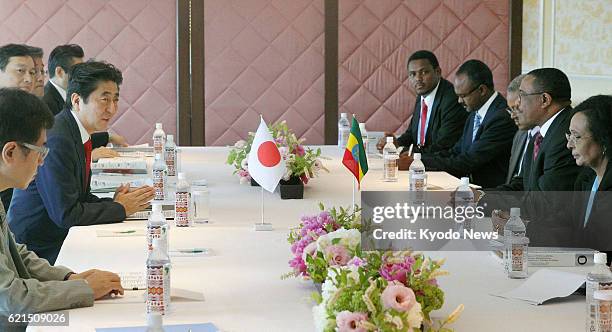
[302,241,317,262]
[324,244,351,266]
[294,145,305,156]
[347,256,366,267]
[381,281,416,312]
[336,311,368,332]
[289,256,307,276]
[379,255,416,285]
[300,174,309,185]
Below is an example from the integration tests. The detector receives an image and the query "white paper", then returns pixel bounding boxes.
[491,269,586,305]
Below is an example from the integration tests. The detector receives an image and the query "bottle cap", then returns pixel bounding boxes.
[510,208,520,217]
[147,312,163,327]
[460,177,469,186]
[386,137,394,143]
[155,123,162,129]
[340,113,347,118]
[359,123,366,132]
[413,153,421,160]
[594,290,612,301]
[167,134,174,142]
[151,204,162,214]
[595,252,607,264]
[178,172,186,180]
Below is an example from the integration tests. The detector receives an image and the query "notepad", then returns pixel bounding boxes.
[96,323,218,332]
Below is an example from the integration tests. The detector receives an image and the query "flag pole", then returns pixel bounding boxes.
[352,178,356,208]
[260,186,264,225]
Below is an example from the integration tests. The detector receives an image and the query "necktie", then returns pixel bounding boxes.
[472,113,482,142]
[419,99,428,145]
[84,139,92,190]
[532,132,543,161]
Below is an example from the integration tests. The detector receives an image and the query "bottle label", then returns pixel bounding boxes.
[175,191,190,227]
[511,243,525,272]
[146,225,167,253]
[165,147,176,176]
[384,158,398,180]
[410,173,426,191]
[153,169,165,200]
[146,264,170,315]
[153,137,164,156]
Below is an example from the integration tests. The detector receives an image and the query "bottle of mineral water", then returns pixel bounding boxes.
[503,207,526,237]
[359,122,368,154]
[587,253,612,332]
[454,177,474,231]
[146,203,168,254]
[383,137,399,182]
[146,238,171,315]
[153,123,166,158]
[164,135,176,177]
[338,113,350,149]
[145,312,165,332]
[409,153,426,191]
[152,153,166,201]
[174,172,191,227]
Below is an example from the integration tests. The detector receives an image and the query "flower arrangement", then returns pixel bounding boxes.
[312,251,463,332]
[226,120,326,184]
[285,204,361,283]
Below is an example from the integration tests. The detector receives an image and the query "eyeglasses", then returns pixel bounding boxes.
[565,131,591,144]
[517,90,547,103]
[456,84,482,99]
[19,142,49,160]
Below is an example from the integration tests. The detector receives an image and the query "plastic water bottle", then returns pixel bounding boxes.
[146,203,168,253]
[587,253,612,332]
[409,153,426,191]
[359,122,368,154]
[593,290,612,332]
[146,238,171,315]
[383,137,399,182]
[453,177,473,229]
[153,153,166,201]
[153,123,166,158]
[503,207,526,237]
[146,312,165,332]
[174,173,191,227]
[338,113,350,149]
[164,135,176,177]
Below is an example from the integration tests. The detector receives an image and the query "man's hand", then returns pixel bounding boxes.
[68,269,99,280]
[91,147,119,162]
[109,133,128,147]
[398,152,414,170]
[491,209,510,235]
[83,270,125,300]
[114,185,155,216]
[376,132,396,152]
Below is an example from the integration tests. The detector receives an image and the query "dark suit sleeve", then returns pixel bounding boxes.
[494,175,524,191]
[423,91,467,153]
[421,112,515,177]
[91,132,109,149]
[35,134,125,229]
[396,113,416,148]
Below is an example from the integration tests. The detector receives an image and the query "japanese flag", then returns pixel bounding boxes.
[247,118,286,193]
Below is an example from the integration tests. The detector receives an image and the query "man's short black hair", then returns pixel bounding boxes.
[25,45,43,59]
[574,95,612,156]
[66,60,123,110]
[407,50,440,69]
[0,44,31,71]
[48,44,84,78]
[0,88,54,152]
[526,67,572,102]
[456,59,494,90]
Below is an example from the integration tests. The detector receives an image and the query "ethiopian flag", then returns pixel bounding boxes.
[342,117,368,188]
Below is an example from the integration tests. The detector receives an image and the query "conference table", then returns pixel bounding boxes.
[29,146,587,332]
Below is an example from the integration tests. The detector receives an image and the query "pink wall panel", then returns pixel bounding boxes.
[0,0,176,144]
[204,0,325,146]
[339,0,509,134]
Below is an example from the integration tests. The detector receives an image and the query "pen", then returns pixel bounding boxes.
[407,144,413,156]
[173,249,207,254]
[115,230,136,234]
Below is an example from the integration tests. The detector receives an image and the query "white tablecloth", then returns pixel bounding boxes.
[28,146,587,331]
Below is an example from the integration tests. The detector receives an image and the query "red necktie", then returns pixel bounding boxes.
[532,132,543,161]
[419,99,428,145]
[84,139,92,190]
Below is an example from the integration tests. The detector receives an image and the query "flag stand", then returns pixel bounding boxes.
[254,186,273,231]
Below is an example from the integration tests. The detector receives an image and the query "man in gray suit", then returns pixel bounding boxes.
[0,88,123,329]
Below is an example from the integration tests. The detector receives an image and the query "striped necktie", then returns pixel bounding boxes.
[472,113,482,142]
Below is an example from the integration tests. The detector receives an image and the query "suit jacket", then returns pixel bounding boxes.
[0,202,93,326]
[8,110,126,264]
[572,166,612,252]
[43,81,109,148]
[421,93,516,188]
[396,78,467,153]
[492,130,529,191]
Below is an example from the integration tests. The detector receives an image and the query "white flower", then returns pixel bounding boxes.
[234,140,246,149]
[406,301,424,329]
[278,146,289,157]
[239,176,249,185]
[241,155,249,170]
[282,168,292,181]
[316,228,361,253]
[312,303,327,332]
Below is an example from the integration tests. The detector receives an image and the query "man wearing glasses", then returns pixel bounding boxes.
[0,88,124,330]
[8,61,155,265]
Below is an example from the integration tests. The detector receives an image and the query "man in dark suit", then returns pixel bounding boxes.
[377,50,467,161]
[402,60,516,188]
[8,61,154,264]
[44,45,128,157]
[0,44,36,210]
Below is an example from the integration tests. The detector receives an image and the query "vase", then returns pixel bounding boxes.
[250,178,260,187]
[279,176,304,199]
